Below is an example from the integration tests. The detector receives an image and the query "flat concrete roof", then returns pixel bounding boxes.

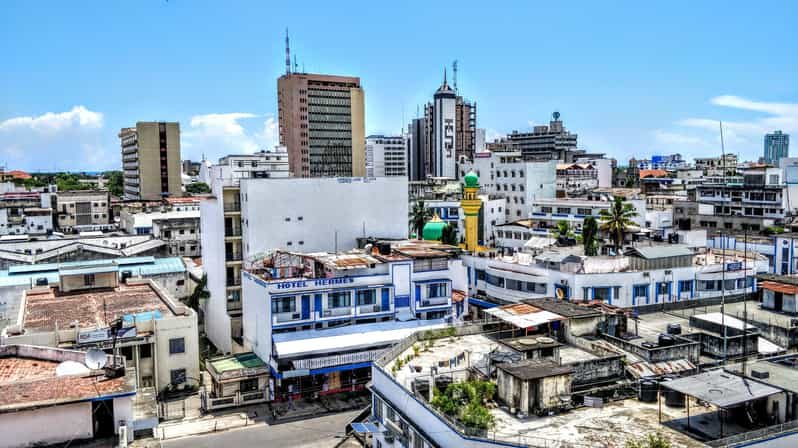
[496,359,572,380]
[662,370,783,408]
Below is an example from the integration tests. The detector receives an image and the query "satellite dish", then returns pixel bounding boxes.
[56,360,90,377]
[85,348,108,370]
[552,111,561,121]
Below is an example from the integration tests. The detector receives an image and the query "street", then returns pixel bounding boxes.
[160,410,361,448]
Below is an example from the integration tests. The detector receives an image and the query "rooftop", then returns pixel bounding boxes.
[381,328,702,447]
[0,345,134,412]
[626,245,694,259]
[523,297,604,318]
[21,282,173,333]
[662,370,783,409]
[496,359,572,380]
[208,352,266,374]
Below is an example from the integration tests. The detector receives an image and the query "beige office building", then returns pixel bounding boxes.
[120,122,183,200]
[278,73,365,177]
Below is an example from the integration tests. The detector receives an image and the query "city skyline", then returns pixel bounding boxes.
[1,0,796,171]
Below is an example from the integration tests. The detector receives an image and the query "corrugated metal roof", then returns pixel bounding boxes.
[627,245,693,260]
[662,370,783,408]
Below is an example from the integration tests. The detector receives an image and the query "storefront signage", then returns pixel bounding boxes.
[275,277,355,290]
[726,262,743,271]
[77,326,137,344]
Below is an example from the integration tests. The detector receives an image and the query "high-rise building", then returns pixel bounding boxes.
[424,72,458,179]
[764,130,790,165]
[277,72,365,178]
[455,96,477,161]
[407,118,427,181]
[119,122,182,200]
[365,135,407,177]
[502,112,582,162]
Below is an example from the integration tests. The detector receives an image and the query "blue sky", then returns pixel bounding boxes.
[1,1,796,171]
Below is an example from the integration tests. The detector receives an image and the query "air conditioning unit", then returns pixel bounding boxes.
[323,310,332,317]
[643,272,650,277]
[291,313,300,320]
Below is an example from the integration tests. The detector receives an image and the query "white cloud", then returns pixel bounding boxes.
[0,106,110,171]
[653,95,798,161]
[184,112,279,161]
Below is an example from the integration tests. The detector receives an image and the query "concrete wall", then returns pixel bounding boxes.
[153,308,199,392]
[566,355,624,388]
[60,271,117,293]
[350,88,366,177]
[200,196,233,354]
[239,177,408,256]
[0,401,92,448]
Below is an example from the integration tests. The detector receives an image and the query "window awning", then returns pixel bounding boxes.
[351,422,383,434]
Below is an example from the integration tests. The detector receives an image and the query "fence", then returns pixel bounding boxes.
[706,419,798,447]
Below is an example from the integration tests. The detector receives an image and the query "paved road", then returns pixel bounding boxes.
[161,410,361,448]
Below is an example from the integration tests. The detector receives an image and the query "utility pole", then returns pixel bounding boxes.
[721,232,727,364]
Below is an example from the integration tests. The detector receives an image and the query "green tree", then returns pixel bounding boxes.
[104,171,124,197]
[599,197,638,253]
[185,182,211,194]
[550,220,574,240]
[187,274,210,311]
[625,433,672,448]
[430,381,496,430]
[441,223,458,246]
[581,215,599,256]
[410,200,433,239]
[55,173,91,191]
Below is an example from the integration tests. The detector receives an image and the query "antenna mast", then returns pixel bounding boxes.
[453,60,458,94]
[720,121,726,182]
[285,28,291,75]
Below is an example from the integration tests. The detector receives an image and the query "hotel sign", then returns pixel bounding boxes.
[275,277,355,290]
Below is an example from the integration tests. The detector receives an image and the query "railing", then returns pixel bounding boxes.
[322,307,352,318]
[225,252,243,262]
[273,312,302,324]
[225,227,242,237]
[357,304,383,315]
[706,420,798,447]
[420,297,449,307]
[224,202,241,212]
[201,389,268,412]
[226,277,241,287]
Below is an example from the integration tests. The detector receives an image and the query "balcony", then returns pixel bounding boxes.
[320,307,352,318]
[226,300,242,312]
[224,202,241,213]
[357,303,384,315]
[225,226,242,238]
[226,277,241,287]
[273,311,302,324]
[225,252,243,262]
[419,296,450,308]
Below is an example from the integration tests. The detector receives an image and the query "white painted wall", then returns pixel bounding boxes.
[239,177,408,256]
[200,196,233,354]
[0,401,92,448]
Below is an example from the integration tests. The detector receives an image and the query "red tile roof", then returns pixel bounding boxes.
[23,283,171,333]
[639,169,670,179]
[0,356,133,411]
[6,170,31,180]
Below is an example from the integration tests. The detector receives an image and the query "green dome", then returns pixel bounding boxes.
[464,171,479,188]
[422,216,447,241]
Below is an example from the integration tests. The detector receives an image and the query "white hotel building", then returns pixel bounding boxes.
[201,164,410,353]
[463,244,767,310]
[240,241,467,398]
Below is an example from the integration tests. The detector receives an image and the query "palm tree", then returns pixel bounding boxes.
[410,200,433,238]
[599,197,638,253]
[187,274,210,311]
[581,215,599,256]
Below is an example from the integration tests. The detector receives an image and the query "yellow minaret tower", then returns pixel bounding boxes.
[461,170,481,252]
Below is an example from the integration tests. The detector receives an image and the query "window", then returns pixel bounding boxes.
[240,378,259,392]
[139,344,152,359]
[170,368,186,385]
[328,291,351,308]
[272,297,295,314]
[356,289,376,306]
[679,280,693,294]
[374,396,384,421]
[169,338,185,354]
[633,285,648,298]
[176,279,185,286]
[427,283,447,298]
[657,282,669,295]
[84,274,95,286]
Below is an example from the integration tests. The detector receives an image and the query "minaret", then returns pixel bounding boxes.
[461,170,481,252]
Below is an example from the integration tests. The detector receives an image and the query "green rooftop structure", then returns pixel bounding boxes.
[208,352,266,373]
[422,215,447,241]
[464,170,479,188]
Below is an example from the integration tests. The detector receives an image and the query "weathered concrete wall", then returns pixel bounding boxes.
[601,333,701,363]
[538,374,571,410]
[566,355,624,388]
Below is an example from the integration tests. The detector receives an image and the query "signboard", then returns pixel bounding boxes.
[275,277,355,290]
[726,262,743,271]
[77,326,137,345]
